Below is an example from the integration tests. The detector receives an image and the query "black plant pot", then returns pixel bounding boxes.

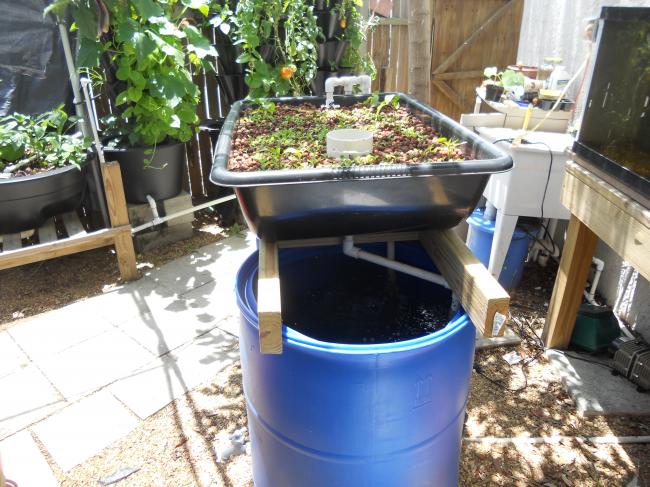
[218,74,249,105]
[484,84,505,102]
[199,118,226,149]
[215,43,245,75]
[315,10,344,40]
[0,163,87,234]
[317,40,349,69]
[259,44,283,64]
[104,142,185,204]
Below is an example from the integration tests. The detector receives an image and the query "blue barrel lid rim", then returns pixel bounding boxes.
[235,248,473,355]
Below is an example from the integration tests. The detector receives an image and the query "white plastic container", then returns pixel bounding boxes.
[548,65,571,91]
[326,129,373,159]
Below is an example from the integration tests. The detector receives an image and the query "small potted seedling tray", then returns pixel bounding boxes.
[210,93,512,240]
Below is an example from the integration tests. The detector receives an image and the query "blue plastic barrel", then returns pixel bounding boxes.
[235,242,476,487]
[466,208,531,289]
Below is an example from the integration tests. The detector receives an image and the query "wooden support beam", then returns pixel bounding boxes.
[432,0,517,75]
[38,218,58,244]
[420,229,510,337]
[1,234,22,252]
[543,214,598,349]
[0,227,128,271]
[62,212,86,238]
[562,160,650,281]
[258,239,283,354]
[100,161,138,281]
[432,70,484,80]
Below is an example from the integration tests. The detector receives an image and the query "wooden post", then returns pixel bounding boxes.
[543,214,598,349]
[420,229,510,337]
[407,0,432,103]
[258,239,283,354]
[100,161,139,281]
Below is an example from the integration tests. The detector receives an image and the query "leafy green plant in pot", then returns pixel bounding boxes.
[221,0,321,98]
[482,67,525,102]
[334,0,376,77]
[0,106,90,233]
[48,0,218,204]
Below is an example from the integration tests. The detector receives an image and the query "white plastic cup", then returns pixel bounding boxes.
[326,129,373,159]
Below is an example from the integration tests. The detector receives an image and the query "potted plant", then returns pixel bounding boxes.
[216,0,322,98]
[482,67,525,102]
[333,0,376,75]
[0,106,90,233]
[47,0,218,204]
[210,92,512,240]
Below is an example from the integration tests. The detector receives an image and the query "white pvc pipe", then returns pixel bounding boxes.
[58,22,89,137]
[463,435,650,445]
[146,194,163,226]
[131,193,237,234]
[325,75,372,107]
[342,236,449,288]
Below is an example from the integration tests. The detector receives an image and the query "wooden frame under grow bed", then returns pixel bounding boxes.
[0,161,138,281]
[257,230,510,354]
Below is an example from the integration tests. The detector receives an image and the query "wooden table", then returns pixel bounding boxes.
[543,160,650,349]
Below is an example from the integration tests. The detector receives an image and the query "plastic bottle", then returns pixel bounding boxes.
[548,65,571,91]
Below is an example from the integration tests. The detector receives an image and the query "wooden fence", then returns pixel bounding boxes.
[368,0,524,121]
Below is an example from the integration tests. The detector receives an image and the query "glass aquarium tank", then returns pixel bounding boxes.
[574,7,650,207]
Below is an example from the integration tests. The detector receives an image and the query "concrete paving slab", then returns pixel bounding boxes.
[109,328,238,419]
[547,350,650,417]
[0,430,59,487]
[475,327,521,351]
[214,315,241,339]
[0,332,30,379]
[115,298,219,357]
[35,328,155,400]
[33,390,138,471]
[8,302,114,360]
[142,233,255,296]
[0,365,66,440]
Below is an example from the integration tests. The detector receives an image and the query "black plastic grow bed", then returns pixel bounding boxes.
[210,93,512,240]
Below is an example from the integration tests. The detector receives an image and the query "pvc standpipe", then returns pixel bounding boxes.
[342,236,449,289]
[324,75,372,107]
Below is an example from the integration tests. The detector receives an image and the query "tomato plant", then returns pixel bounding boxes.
[46,0,219,147]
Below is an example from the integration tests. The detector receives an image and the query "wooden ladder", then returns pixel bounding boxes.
[0,161,138,281]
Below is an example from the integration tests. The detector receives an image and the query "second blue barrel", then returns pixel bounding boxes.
[236,241,476,487]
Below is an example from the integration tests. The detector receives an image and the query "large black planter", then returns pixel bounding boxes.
[199,118,226,149]
[317,40,349,69]
[218,74,249,105]
[0,163,86,234]
[104,142,185,204]
[315,10,344,40]
[215,43,246,75]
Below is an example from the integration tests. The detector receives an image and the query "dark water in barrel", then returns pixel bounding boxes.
[266,252,452,344]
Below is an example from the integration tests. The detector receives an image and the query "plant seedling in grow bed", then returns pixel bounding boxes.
[228,95,469,172]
